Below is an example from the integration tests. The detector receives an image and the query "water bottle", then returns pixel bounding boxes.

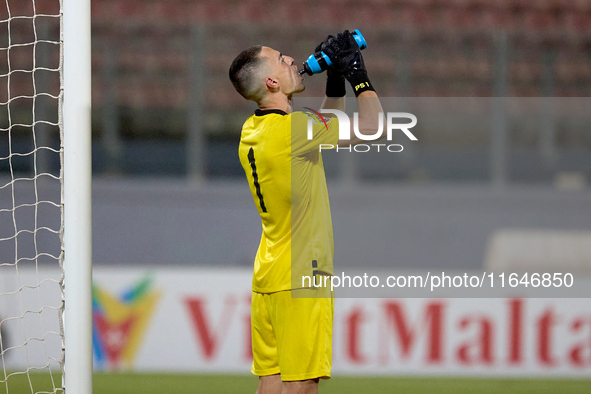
[298,29,367,76]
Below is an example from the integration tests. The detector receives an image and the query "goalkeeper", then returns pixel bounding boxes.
[229,31,384,394]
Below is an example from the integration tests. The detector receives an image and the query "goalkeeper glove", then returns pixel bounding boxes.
[321,30,375,96]
[315,36,346,98]
[344,48,374,96]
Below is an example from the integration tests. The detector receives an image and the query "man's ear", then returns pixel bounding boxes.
[265,76,279,91]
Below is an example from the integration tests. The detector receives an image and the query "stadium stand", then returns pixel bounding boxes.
[2,0,590,177]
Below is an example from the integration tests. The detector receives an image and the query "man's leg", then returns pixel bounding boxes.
[272,290,333,387]
[282,378,319,394]
[254,290,333,394]
[256,375,319,394]
[256,374,281,394]
[252,293,281,391]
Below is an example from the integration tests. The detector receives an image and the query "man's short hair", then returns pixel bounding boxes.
[229,45,267,101]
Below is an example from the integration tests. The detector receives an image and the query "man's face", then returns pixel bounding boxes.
[260,46,305,95]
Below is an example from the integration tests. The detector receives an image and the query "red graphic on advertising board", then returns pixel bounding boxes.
[94,314,137,367]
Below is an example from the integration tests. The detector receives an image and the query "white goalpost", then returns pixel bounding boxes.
[62,0,92,392]
[0,0,92,393]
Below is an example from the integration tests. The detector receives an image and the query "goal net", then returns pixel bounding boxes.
[1,1,64,393]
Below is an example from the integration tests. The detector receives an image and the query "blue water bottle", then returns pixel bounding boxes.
[299,29,367,76]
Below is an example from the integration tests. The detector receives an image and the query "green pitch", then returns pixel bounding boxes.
[3,373,591,394]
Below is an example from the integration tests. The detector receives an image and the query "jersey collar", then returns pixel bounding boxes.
[255,109,287,117]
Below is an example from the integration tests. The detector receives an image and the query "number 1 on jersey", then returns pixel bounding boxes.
[247,148,267,213]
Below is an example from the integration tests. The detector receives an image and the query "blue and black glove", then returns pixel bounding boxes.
[320,30,375,97]
[315,35,345,98]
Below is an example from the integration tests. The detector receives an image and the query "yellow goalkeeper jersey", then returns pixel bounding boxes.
[239,108,340,293]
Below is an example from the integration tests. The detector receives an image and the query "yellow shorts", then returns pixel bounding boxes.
[251,290,334,381]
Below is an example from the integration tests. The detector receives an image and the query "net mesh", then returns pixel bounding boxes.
[0,0,63,393]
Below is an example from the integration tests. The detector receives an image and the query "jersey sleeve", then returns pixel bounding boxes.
[290,110,340,156]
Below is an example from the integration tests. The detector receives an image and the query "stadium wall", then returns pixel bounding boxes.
[1,178,588,272]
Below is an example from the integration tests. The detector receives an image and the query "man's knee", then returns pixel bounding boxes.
[256,374,281,394]
[281,378,319,394]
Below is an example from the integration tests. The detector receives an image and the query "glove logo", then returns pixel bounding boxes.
[354,82,370,92]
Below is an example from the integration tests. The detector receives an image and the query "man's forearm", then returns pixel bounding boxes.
[321,96,346,113]
[338,91,385,147]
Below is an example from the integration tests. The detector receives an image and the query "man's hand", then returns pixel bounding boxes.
[314,35,333,57]
[318,30,359,77]
[315,35,346,98]
[322,30,374,97]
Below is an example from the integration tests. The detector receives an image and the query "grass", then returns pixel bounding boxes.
[2,373,591,394]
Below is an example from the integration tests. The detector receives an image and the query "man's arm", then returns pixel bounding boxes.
[337,32,385,147]
[321,96,345,113]
[316,31,384,147]
[337,90,384,147]
[314,35,347,114]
